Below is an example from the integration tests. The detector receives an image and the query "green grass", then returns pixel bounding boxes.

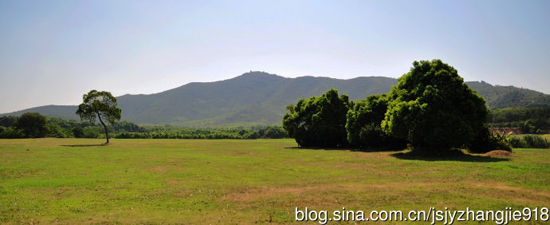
[1,139,550,224]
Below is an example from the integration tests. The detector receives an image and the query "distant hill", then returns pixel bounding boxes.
[465,81,550,108]
[4,72,550,126]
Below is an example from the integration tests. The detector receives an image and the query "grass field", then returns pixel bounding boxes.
[1,138,550,224]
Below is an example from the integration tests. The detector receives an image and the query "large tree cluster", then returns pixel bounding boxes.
[284,59,498,153]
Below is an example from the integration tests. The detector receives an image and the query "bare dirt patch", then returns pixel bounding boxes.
[152,166,168,173]
[484,150,512,158]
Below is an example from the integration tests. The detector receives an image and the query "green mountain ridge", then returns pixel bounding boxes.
[4,72,550,127]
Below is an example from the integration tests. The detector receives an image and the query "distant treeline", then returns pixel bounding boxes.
[2,106,548,140]
[0,113,287,139]
[488,107,550,134]
[115,126,287,139]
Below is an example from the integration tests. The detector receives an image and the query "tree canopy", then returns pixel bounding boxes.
[76,90,121,144]
[381,59,488,152]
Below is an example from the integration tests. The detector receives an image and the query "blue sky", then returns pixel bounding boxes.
[1,0,549,113]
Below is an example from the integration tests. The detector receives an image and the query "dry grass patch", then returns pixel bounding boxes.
[222,182,437,203]
[467,181,550,202]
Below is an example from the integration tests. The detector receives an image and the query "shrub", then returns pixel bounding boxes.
[45,122,68,138]
[510,135,549,148]
[523,135,549,148]
[508,136,524,148]
[82,127,101,138]
[259,126,288,139]
[72,127,84,138]
[468,128,511,153]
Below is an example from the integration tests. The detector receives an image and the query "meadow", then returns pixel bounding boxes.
[1,138,550,224]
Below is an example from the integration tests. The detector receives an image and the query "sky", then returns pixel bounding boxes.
[1,0,549,113]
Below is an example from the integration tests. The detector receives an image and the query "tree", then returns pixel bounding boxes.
[283,89,350,148]
[14,112,48,138]
[346,94,406,149]
[76,90,121,144]
[382,60,488,153]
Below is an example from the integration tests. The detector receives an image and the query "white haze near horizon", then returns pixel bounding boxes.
[1,0,549,113]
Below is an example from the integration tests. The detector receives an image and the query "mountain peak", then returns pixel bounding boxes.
[234,71,285,80]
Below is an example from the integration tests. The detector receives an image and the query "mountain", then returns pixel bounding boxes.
[4,72,550,127]
[465,81,550,108]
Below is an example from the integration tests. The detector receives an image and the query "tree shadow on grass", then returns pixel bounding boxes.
[283,146,404,152]
[61,144,107,147]
[284,146,341,151]
[391,150,510,162]
[285,146,509,162]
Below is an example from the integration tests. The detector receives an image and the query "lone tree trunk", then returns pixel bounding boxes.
[97,112,109,144]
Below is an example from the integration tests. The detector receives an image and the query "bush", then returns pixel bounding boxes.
[259,126,288,139]
[45,122,68,138]
[468,128,512,153]
[113,121,146,132]
[72,127,84,138]
[523,135,549,148]
[82,127,101,138]
[510,135,549,148]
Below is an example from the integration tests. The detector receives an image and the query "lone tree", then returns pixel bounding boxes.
[283,89,350,148]
[76,90,121,144]
[382,59,488,153]
[15,112,48,138]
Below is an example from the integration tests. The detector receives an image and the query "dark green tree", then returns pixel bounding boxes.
[382,60,488,153]
[76,90,121,144]
[14,112,48,138]
[346,94,406,149]
[283,89,350,148]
